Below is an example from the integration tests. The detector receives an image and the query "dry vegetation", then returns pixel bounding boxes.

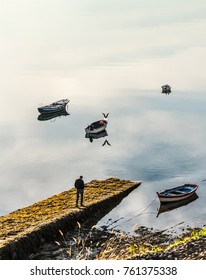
[28,218,206,260]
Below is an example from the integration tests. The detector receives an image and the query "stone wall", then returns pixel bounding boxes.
[0,182,140,259]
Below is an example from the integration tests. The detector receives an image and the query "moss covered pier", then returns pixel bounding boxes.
[0,178,141,259]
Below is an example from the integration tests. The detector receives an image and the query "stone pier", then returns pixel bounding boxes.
[0,178,141,259]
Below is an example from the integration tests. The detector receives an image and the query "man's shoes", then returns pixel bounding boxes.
[80,204,85,207]
[75,204,79,208]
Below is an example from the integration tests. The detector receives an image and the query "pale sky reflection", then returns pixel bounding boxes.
[0,1,206,232]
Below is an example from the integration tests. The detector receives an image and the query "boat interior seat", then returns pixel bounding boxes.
[172,190,185,194]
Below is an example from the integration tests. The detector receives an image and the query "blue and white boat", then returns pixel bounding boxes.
[157,184,198,203]
[37,99,69,114]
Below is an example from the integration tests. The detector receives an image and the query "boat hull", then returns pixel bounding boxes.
[38,99,69,114]
[38,109,69,121]
[85,120,107,134]
[157,184,198,203]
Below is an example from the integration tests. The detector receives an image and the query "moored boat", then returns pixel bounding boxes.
[157,183,198,203]
[37,99,69,114]
[161,84,171,94]
[85,113,109,134]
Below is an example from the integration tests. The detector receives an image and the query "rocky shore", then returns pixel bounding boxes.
[138,235,206,260]
[29,220,206,260]
[110,227,206,260]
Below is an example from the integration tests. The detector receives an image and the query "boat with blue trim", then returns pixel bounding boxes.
[157,183,198,203]
[37,99,69,114]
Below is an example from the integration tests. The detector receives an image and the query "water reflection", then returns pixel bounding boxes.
[102,139,111,147]
[162,92,171,96]
[37,109,70,122]
[1,0,206,235]
[85,130,111,146]
[156,193,198,217]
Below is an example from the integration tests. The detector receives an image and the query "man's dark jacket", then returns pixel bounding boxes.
[75,178,84,190]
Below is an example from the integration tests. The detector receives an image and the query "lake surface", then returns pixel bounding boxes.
[1,0,206,233]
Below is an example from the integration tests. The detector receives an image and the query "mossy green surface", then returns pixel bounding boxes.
[0,178,140,247]
[129,227,206,257]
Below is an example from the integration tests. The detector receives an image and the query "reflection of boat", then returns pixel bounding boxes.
[157,193,198,217]
[85,130,108,142]
[38,109,70,121]
[37,99,69,114]
[85,113,108,134]
[161,84,171,94]
[157,183,198,203]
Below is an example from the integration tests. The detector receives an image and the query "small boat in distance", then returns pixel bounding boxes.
[37,99,69,114]
[161,84,171,94]
[157,183,198,203]
[85,113,109,134]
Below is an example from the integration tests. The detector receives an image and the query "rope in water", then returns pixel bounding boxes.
[106,197,158,227]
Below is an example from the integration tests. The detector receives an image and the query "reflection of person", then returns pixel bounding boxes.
[74,175,85,207]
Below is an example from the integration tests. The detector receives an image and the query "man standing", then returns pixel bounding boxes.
[74,175,85,207]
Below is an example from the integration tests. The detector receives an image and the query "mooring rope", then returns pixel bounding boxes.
[122,197,158,224]
[105,178,206,229]
[106,196,158,227]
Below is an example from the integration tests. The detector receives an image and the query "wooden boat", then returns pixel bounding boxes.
[156,183,198,203]
[156,193,198,217]
[161,84,171,94]
[37,99,69,114]
[38,108,69,121]
[85,113,109,134]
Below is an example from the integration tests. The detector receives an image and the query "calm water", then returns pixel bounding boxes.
[1,0,206,233]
